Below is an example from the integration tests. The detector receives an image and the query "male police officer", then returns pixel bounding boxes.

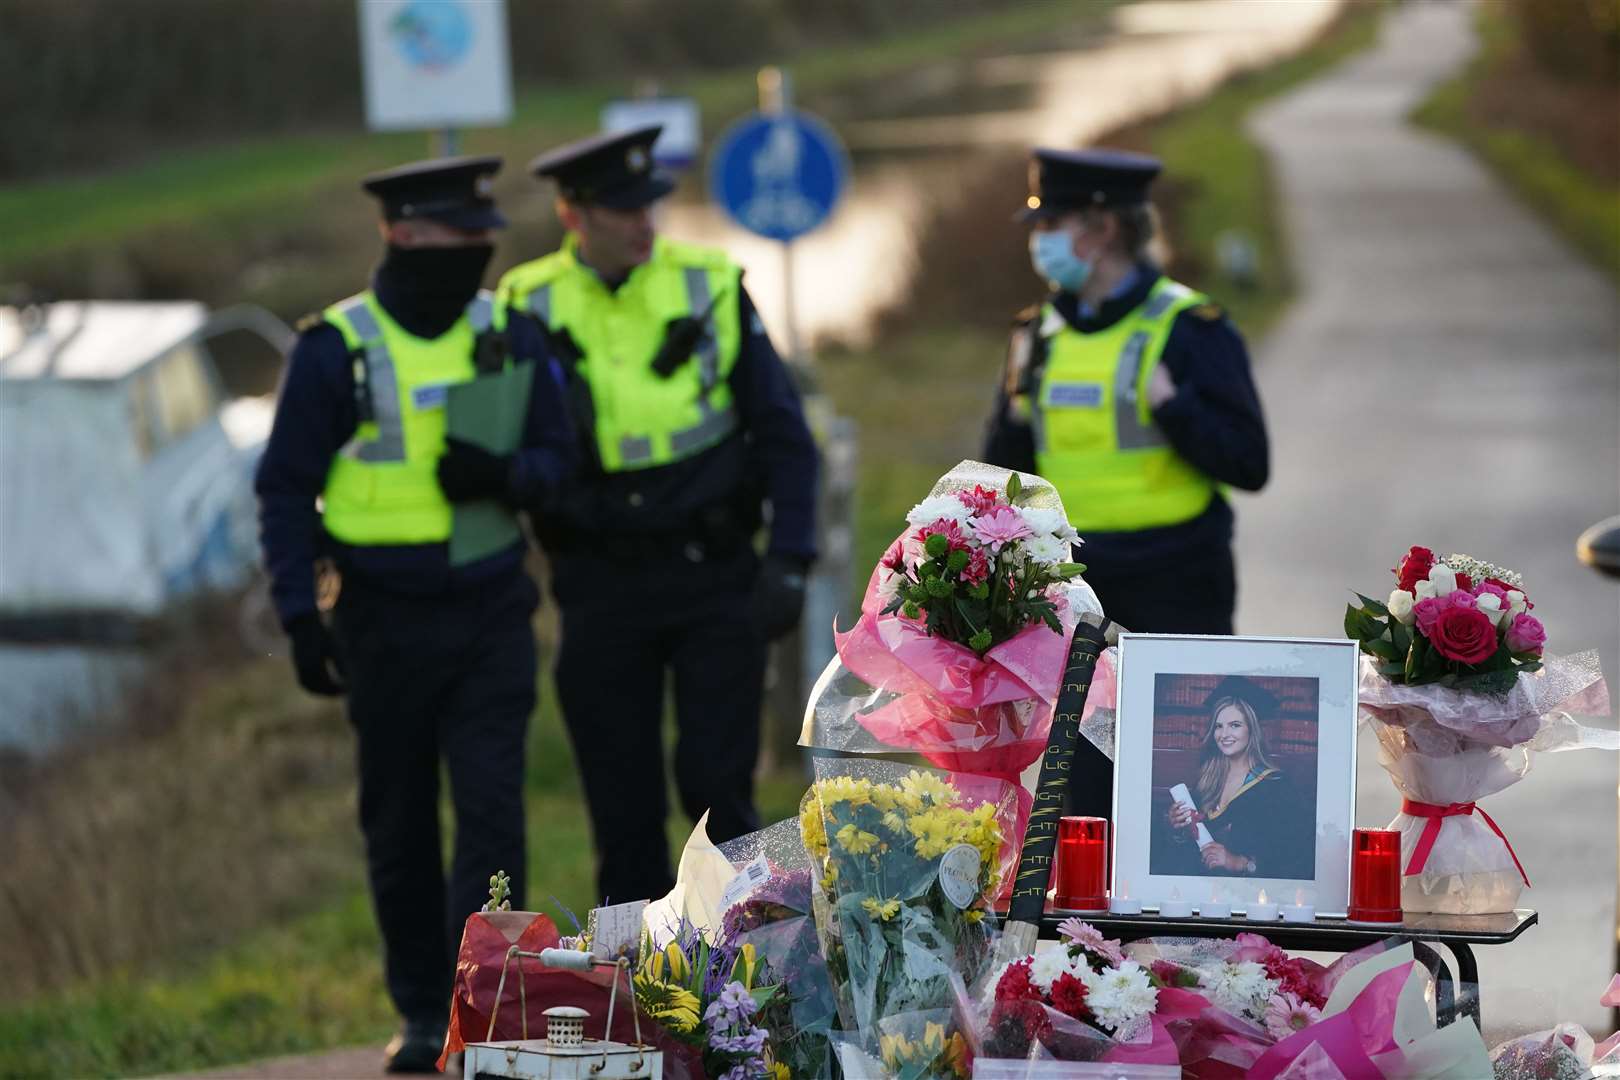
[983,147,1268,817]
[499,125,819,904]
[255,156,574,1072]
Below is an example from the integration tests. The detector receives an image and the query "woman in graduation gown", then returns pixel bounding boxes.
[1167,679,1314,881]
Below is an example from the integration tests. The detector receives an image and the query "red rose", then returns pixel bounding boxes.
[1453,571,1473,593]
[1049,972,1090,1021]
[1395,546,1435,593]
[1429,604,1498,664]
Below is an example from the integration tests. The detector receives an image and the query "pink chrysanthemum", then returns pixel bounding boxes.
[1262,991,1322,1040]
[969,505,1034,553]
[1056,918,1126,967]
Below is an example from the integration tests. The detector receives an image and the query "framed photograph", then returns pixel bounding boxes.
[1111,635,1359,917]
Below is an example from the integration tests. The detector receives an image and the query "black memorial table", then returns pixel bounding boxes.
[1030,906,1537,1030]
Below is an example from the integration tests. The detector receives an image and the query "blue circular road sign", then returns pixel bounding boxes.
[708,110,849,242]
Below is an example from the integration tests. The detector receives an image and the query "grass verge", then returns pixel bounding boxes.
[1410,4,1620,284]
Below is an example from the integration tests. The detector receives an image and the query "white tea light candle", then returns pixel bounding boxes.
[1281,889,1315,923]
[1201,886,1232,919]
[1159,888,1193,918]
[1109,879,1143,915]
[1246,888,1280,921]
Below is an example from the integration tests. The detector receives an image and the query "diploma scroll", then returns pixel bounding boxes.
[1169,783,1216,849]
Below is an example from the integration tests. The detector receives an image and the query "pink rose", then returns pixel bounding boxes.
[969,505,1034,552]
[1472,581,1508,604]
[1412,589,1474,637]
[1506,613,1547,656]
[1429,604,1498,664]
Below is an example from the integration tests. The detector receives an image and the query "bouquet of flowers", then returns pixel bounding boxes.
[633,919,777,1080]
[801,461,1115,851]
[799,759,1013,1050]
[716,821,840,1080]
[832,1009,974,1080]
[980,919,1170,1064]
[1345,547,1612,913]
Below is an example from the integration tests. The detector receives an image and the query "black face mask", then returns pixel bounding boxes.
[374,243,496,338]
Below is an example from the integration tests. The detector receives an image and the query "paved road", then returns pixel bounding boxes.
[1239,0,1620,1039]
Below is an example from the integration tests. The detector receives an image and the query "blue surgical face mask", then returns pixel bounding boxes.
[1029,228,1092,293]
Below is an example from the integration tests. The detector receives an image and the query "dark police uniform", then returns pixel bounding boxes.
[498,126,819,904]
[983,147,1268,818]
[255,156,574,1069]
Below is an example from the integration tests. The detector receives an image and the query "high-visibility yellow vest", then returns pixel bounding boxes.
[320,290,507,545]
[1033,277,1217,531]
[498,235,742,473]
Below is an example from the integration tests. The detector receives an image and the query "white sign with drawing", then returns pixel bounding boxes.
[358,0,512,131]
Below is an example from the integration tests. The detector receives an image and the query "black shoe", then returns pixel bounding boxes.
[384,1018,446,1074]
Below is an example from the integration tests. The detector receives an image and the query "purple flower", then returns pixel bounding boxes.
[1506,613,1546,656]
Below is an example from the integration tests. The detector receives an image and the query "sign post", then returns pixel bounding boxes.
[357,0,513,155]
[707,67,849,366]
[708,76,853,775]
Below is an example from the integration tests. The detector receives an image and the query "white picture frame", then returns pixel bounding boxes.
[1110,634,1358,918]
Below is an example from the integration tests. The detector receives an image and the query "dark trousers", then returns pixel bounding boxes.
[554,552,765,905]
[332,573,537,1024]
[1065,544,1237,818]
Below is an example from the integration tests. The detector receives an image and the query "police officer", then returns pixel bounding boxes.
[983,147,1268,817]
[255,157,574,1073]
[498,125,819,904]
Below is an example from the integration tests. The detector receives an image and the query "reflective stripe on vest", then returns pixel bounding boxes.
[1033,277,1216,532]
[514,243,740,471]
[320,290,505,545]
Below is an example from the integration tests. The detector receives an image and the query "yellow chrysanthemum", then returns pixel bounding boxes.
[964,908,985,924]
[817,776,873,807]
[901,769,954,806]
[880,810,907,835]
[908,809,957,858]
[869,783,900,811]
[820,866,839,891]
[835,823,880,855]
[767,1064,791,1080]
[798,798,828,859]
[633,976,701,1033]
[861,896,901,920]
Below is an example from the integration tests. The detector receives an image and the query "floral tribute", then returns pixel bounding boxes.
[798,763,1011,1046]
[632,920,776,1080]
[1344,547,1543,693]
[880,472,1085,655]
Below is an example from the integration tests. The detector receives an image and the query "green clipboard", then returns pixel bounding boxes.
[445,363,535,567]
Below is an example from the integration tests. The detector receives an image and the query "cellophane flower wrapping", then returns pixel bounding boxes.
[800,758,1015,1055]
[831,1008,976,1080]
[715,819,840,1080]
[801,461,1115,845]
[1359,651,1614,913]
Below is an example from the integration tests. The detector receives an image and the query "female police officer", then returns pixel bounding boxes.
[983,147,1269,818]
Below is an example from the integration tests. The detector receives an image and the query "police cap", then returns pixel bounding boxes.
[360,155,506,230]
[1018,147,1161,222]
[529,125,674,210]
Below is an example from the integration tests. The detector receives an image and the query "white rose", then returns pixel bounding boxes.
[1475,593,1509,627]
[1507,590,1527,615]
[904,494,972,528]
[1386,589,1416,625]
[1414,579,1437,601]
[1428,565,1459,595]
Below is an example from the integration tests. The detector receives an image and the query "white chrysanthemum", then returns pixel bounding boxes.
[1077,960,1158,1033]
[876,569,904,605]
[1017,507,1079,543]
[979,958,1023,1006]
[1025,533,1071,566]
[905,495,973,528]
[1204,961,1279,1020]
[1029,946,1070,991]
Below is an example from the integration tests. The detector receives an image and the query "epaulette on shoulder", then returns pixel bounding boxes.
[1189,301,1225,322]
[294,312,329,334]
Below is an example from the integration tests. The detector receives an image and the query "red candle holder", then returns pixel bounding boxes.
[1055,816,1108,911]
[1349,828,1403,923]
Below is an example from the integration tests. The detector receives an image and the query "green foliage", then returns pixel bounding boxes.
[1343,596,1541,692]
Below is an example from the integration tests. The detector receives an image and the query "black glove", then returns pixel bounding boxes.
[436,437,511,503]
[752,554,810,641]
[288,614,345,697]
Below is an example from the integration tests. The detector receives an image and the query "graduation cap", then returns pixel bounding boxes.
[1203,675,1278,719]
[1018,147,1161,222]
[360,155,506,230]
[528,125,675,210]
